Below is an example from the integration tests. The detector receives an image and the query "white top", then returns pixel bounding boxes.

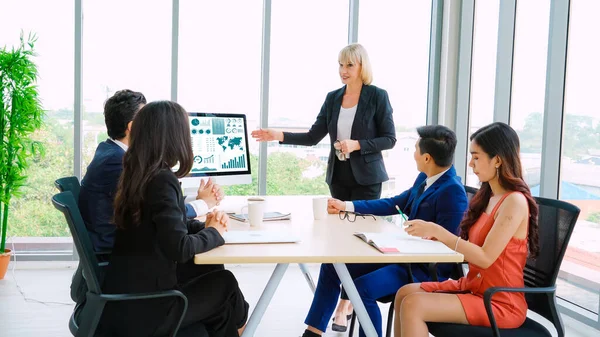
[345,168,451,213]
[424,168,450,191]
[110,138,209,216]
[111,138,128,152]
[337,105,358,159]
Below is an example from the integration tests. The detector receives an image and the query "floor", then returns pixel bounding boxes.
[0,262,598,337]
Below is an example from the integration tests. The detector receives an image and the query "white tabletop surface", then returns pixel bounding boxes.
[195,196,464,265]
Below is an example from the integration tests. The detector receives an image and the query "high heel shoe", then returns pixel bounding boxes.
[331,314,353,332]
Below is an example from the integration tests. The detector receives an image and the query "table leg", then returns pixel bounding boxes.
[298,263,316,293]
[241,263,289,337]
[333,263,378,337]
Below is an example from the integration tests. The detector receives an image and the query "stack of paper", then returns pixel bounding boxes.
[229,211,291,222]
[222,230,300,244]
[354,232,456,255]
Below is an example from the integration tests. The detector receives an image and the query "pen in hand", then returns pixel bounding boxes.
[394,205,408,223]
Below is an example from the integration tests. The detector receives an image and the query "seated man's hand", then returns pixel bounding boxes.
[206,210,229,235]
[327,198,346,214]
[196,178,224,208]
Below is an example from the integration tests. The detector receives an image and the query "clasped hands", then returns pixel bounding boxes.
[196,178,224,209]
[334,139,360,155]
[205,210,229,235]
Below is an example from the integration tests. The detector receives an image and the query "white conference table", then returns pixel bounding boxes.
[195,196,463,337]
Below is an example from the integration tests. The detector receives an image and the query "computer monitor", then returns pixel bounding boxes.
[180,112,252,193]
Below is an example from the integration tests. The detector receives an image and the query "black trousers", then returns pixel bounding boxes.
[329,160,382,201]
[158,261,249,337]
[330,160,382,301]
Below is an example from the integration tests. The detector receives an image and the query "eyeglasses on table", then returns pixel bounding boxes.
[338,211,376,222]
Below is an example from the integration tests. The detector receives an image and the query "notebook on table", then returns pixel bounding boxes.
[222,230,300,244]
[354,232,456,254]
[229,211,291,222]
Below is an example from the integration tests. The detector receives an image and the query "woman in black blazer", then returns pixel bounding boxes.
[252,43,396,332]
[99,101,248,337]
[251,43,396,201]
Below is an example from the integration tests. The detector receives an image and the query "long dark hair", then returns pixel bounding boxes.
[459,122,540,257]
[113,101,193,228]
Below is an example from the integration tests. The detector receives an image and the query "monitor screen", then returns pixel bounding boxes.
[187,112,251,178]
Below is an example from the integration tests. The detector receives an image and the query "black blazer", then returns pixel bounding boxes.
[79,139,198,252]
[282,84,396,185]
[99,169,224,337]
[79,139,126,251]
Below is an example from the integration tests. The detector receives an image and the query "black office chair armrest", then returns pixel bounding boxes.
[99,289,188,303]
[483,286,556,337]
[78,290,188,337]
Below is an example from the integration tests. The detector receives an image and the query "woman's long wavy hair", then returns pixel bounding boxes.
[113,101,193,229]
[459,122,540,258]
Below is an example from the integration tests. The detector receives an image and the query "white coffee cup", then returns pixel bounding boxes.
[242,197,265,227]
[312,197,328,220]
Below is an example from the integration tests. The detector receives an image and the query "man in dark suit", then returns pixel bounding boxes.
[302,125,468,337]
[79,90,222,253]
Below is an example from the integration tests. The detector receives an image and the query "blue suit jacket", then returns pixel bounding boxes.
[353,166,468,279]
[79,139,197,252]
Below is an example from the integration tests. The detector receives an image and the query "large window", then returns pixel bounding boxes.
[266,0,347,196]
[557,0,600,316]
[510,0,550,195]
[82,0,172,174]
[359,0,432,196]
[178,0,263,196]
[0,0,74,238]
[466,0,500,187]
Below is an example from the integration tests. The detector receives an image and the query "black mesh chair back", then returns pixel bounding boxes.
[427,196,580,337]
[465,185,478,203]
[524,197,580,330]
[53,191,103,294]
[55,176,81,202]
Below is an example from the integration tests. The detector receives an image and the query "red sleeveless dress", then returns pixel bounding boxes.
[420,192,529,328]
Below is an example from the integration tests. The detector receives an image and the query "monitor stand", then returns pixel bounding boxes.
[180,175,252,196]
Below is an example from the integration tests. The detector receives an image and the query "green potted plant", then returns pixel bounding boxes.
[0,33,44,279]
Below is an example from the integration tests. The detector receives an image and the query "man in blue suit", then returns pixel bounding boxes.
[301,125,468,337]
[79,90,222,253]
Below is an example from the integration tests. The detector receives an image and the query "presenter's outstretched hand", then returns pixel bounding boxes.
[327,198,346,214]
[206,210,229,235]
[251,128,284,142]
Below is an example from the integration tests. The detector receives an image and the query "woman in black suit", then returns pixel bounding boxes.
[252,43,396,201]
[251,43,396,331]
[100,101,248,337]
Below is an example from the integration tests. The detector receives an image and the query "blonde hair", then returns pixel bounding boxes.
[338,43,373,85]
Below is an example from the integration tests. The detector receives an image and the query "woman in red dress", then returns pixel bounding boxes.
[393,122,540,337]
